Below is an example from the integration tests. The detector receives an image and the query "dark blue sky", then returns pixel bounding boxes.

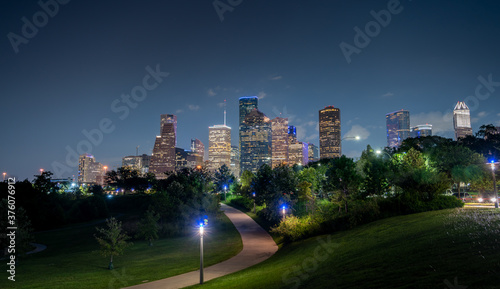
[1,0,499,180]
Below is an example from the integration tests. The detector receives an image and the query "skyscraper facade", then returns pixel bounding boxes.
[122,154,151,174]
[307,143,319,162]
[239,96,259,128]
[288,125,297,145]
[78,154,103,184]
[289,142,309,166]
[190,138,205,164]
[319,106,341,159]
[208,124,232,171]
[411,124,432,138]
[271,117,289,168]
[150,114,177,179]
[240,109,272,174]
[386,109,410,148]
[453,101,473,140]
[230,145,240,177]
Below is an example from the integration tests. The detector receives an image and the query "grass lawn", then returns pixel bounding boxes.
[187,208,500,289]
[1,213,242,289]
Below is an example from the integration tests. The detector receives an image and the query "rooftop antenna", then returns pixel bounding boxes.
[136,145,139,156]
[224,99,227,126]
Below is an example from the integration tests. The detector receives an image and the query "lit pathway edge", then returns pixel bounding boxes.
[123,203,278,289]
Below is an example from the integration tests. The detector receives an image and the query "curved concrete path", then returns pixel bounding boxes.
[124,204,278,289]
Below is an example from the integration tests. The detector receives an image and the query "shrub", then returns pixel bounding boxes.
[347,199,380,227]
[228,196,253,211]
[271,215,321,242]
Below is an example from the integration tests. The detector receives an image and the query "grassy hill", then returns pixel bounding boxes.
[187,208,500,289]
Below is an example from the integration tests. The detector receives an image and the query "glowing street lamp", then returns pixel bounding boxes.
[223,184,228,201]
[39,168,44,175]
[489,160,499,209]
[282,205,286,221]
[102,166,108,187]
[2,172,6,181]
[199,223,204,284]
[252,192,256,214]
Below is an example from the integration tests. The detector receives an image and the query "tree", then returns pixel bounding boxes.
[324,156,362,213]
[357,145,391,197]
[94,217,132,269]
[32,171,57,194]
[213,164,235,197]
[136,209,160,246]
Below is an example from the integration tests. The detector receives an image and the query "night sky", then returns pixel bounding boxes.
[1,0,499,180]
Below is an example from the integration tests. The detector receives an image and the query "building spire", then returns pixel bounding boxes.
[224,99,227,126]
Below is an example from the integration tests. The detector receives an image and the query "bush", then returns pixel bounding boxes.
[228,196,253,211]
[271,215,322,242]
[347,199,380,227]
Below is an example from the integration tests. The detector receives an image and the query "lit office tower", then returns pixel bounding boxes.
[319,106,341,159]
[271,117,289,168]
[191,138,205,166]
[230,146,240,177]
[122,154,151,174]
[208,125,232,171]
[150,114,177,179]
[239,96,259,153]
[289,142,309,166]
[411,124,432,138]
[307,143,319,162]
[288,125,297,144]
[386,109,410,148]
[453,101,473,140]
[240,109,272,174]
[78,154,103,184]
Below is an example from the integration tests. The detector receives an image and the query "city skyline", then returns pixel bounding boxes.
[2,1,500,180]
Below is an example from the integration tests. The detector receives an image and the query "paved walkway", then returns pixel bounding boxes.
[124,204,278,289]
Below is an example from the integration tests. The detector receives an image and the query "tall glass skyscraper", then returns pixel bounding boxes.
[239,96,258,128]
[271,117,289,168]
[208,124,232,171]
[453,101,473,140]
[150,114,177,179]
[411,124,432,138]
[240,109,272,174]
[386,109,410,148]
[319,106,341,159]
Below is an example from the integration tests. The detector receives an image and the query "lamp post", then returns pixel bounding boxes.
[223,185,227,201]
[39,168,44,175]
[102,166,108,187]
[199,224,204,284]
[490,160,498,209]
[2,172,6,181]
[282,205,286,221]
[252,192,256,214]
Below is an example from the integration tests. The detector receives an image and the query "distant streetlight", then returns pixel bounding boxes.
[376,150,391,158]
[103,166,108,187]
[342,135,360,141]
[2,172,6,181]
[223,185,228,201]
[252,192,256,214]
[489,160,499,209]
[39,168,44,175]
[199,223,204,284]
[282,205,286,221]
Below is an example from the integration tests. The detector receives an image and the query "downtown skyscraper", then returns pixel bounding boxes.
[240,109,272,174]
[319,106,341,159]
[150,114,177,179]
[208,125,232,171]
[271,117,289,168]
[453,101,473,140]
[386,109,410,148]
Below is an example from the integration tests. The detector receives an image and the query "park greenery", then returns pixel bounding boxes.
[0,126,498,287]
